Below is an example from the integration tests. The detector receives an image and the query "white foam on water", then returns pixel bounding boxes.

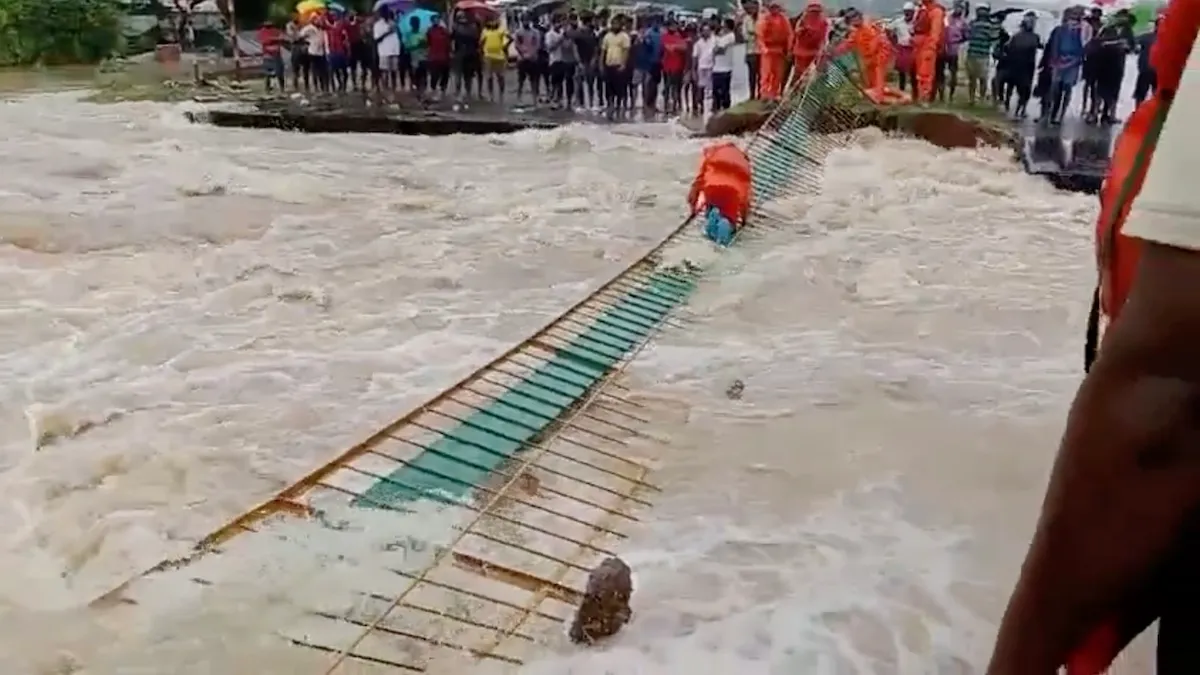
[0,91,1111,673]
[518,131,1099,674]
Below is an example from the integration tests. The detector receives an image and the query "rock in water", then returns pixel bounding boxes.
[569,556,633,644]
[703,98,778,137]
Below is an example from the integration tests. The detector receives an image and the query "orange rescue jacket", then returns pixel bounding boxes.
[792,5,829,58]
[757,9,793,55]
[911,1,944,49]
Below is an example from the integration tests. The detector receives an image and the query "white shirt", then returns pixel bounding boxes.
[1124,44,1200,249]
[692,35,716,70]
[300,23,326,56]
[545,28,565,63]
[373,18,399,58]
[892,17,913,47]
[712,32,736,73]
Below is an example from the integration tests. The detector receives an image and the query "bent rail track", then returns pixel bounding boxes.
[93,54,865,673]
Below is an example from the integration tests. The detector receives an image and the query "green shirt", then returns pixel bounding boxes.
[966,18,998,58]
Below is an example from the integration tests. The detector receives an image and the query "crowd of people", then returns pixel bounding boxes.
[253,0,1160,127]
[502,13,746,116]
[255,7,757,117]
[879,1,1160,124]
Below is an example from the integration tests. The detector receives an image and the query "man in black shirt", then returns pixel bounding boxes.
[451,14,482,98]
[1133,13,1161,104]
[1085,9,1135,124]
[571,15,600,108]
[998,11,1041,117]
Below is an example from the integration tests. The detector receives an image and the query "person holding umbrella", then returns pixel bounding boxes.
[286,16,311,91]
[300,14,329,92]
[451,12,483,99]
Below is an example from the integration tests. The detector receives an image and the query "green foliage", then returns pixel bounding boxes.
[0,0,125,66]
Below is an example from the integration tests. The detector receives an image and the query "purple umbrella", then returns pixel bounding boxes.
[373,0,415,12]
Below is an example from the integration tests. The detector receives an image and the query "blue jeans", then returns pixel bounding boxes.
[262,54,284,87]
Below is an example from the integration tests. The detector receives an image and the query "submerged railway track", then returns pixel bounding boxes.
[89,53,864,674]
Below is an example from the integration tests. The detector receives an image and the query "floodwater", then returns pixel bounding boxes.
[0,85,1104,673]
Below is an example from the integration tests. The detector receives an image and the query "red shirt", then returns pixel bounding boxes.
[427,24,451,62]
[258,26,283,56]
[326,22,349,54]
[661,31,687,74]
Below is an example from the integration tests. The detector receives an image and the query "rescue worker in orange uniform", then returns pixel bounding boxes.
[847,11,892,97]
[756,0,793,99]
[790,1,829,86]
[832,10,908,104]
[688,142,752,246]
[910,0,945,102]
[985,0,1200,670]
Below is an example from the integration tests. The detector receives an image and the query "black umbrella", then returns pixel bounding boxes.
[990,7,1026,21]
[528,0,565,18]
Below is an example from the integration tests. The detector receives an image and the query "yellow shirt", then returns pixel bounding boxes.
[601,31,631,67]
[481,27,508,60]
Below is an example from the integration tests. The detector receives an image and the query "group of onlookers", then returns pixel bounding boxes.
[886,2,1026,110]
[500,12,743,116]
[256,10,504,99]
[255,5,753,117]
[884,1,1160,125]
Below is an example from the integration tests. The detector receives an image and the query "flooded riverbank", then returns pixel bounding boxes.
[0,83,1105,673]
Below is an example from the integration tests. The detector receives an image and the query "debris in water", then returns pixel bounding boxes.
[725,379,745,400]
[569,556,633,645]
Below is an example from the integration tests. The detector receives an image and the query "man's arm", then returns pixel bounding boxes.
[988,244,1200,674]
[989,44,1200,675]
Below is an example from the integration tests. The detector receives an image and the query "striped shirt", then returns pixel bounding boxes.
[966,18,998,58]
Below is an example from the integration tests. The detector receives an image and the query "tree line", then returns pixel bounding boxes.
[0,0,329,67]
[0,0,124,66]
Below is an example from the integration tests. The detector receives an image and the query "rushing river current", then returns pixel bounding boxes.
[0,90,1102,673]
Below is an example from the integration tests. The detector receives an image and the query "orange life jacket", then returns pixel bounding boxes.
[1069,2,1199,672]
[792,8,829,57]
[912,1,944,48]
[912,3,933,36]
[757,10,793,55]
[688,142,753,227]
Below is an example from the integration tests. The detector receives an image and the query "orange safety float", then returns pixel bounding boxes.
[1068,0,1200,672]
[688,142,753,246]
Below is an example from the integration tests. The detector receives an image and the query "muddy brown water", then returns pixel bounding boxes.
[0,71,1148,673]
